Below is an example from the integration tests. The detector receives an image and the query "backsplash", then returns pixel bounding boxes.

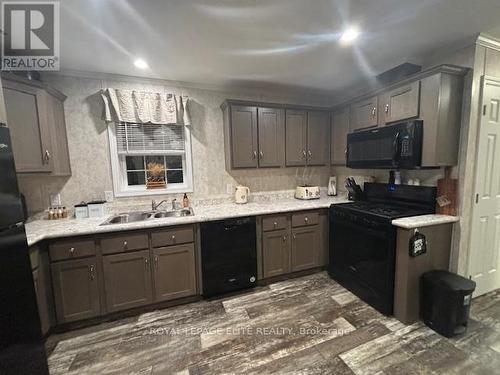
[17,73,332,215]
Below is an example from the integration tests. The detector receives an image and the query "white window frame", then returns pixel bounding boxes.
[107,123,194,197]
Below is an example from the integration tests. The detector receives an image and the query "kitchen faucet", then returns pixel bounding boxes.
[151,199,168,211]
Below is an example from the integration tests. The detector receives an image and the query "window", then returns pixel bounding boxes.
[108,122,193,196]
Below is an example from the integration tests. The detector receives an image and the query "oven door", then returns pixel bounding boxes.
[329,209,396,314]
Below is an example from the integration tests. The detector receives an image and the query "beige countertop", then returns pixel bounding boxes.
[25,195,350,246]
[391,214,459,229]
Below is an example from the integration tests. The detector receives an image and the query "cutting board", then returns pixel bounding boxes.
[436,168,457,215]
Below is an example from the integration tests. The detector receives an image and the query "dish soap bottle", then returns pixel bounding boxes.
[183,193,190,208]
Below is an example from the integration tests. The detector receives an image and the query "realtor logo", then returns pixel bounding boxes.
[1,1,60,71]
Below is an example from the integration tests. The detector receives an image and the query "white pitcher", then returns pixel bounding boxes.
[234,186,250,204]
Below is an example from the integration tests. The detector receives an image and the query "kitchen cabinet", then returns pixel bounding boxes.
[3,80,52,172]
[350,95,378,131]
[257,107,285,167]
[306,111,330,166]
[227,105,258,168]
[262,229,290,278]
[102,250,153,313]
[285,109,308,166]
[51,257,100,323]
[331,106,349,165]
[291,226,319,272]
[485,48,500,77]
[152,244,197,302]
[2,74,70,175]
[31,247,54,335]
[379,81,420,125]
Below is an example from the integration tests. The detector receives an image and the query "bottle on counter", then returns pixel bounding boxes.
[183,193,190,208]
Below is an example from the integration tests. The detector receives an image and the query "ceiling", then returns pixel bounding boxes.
[59,0,500,95]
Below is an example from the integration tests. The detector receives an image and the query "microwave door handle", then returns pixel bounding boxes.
[392,132,401,165]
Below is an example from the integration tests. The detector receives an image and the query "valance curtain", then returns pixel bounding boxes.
[101,88,191,125]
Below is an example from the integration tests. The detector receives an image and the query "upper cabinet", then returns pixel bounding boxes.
[331,106,349,165]
[349,95,378,131]
[379,81,420,125]
[336,65,466,167]
[2,74,71,175]
[222,100,329,170]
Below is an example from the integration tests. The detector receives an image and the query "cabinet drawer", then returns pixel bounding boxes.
[151,226,194,248]
[101,233,149,255]
[262,215,288,231]
[49,239,96,261]
[292,211,319,227]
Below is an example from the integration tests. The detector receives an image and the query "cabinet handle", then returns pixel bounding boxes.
[385,104,390,114]
[145,257,149,270]
[304,217,309,223]
[123,240,128,248]
[89,265,95,281]
[252,151,257,159]
[154,255,159,269]
[371,107,376,117]
[69,247,75,256]
[171,234,176,241]
[293,234,296,240]
[273,221,278,227]
[302,150,306,159]
[44,149,51,163]
[308,150,312,157]
[259,150,264,158]
[283,235,287,242]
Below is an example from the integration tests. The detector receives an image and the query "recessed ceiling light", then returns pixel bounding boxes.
[340,27,360,45]
[134,59,149,69]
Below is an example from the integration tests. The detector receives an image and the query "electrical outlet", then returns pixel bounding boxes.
[226,183,234,195]
[104,190,114,202]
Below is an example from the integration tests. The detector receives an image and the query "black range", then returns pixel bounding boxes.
[329,183,436,315]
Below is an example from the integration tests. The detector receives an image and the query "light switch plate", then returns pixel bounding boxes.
[226,183,234,195]
[104,190,114,202]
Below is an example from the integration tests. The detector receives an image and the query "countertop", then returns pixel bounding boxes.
[25,195,460,246]
[391,214,460,229]
[25,195,350,246]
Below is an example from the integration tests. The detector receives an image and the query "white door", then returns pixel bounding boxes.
[468,77,500,296]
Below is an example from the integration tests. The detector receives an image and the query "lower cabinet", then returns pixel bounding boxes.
[291,226,320,272]
[153,244,197,302]
[102,250,153,313]
[32,268,51,334]
[51,257,100,323]
[262,229,290,278]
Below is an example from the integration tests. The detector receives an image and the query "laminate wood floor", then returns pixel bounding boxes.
[46,272,500,375]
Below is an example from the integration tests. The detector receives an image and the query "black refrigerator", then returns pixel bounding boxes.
[0,124,50,374]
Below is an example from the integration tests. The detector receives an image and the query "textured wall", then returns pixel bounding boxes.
[18,73,332,213]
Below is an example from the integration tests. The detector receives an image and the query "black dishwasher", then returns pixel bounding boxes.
[201,217,257,297]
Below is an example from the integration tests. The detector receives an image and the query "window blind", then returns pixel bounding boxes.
[116,122,185,154]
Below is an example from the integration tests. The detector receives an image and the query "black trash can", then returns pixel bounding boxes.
[421,270,476,338]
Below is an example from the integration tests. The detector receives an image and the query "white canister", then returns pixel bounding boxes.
[87,200,106,218]
[74,203,88,219]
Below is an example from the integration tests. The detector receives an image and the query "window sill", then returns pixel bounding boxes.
[114,185,193,197]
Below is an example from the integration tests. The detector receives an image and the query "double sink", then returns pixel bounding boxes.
[101,207,194,225]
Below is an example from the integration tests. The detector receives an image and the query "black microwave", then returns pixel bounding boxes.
[346,120,423,169]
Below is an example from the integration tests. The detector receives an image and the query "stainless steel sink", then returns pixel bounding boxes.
[101,208,194,225]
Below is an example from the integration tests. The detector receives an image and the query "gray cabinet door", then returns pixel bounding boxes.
[331,107,349,165]
[257,107,285,167]
[291,226,319,272]
[3,81,52,172]
[32,268,51,335]
[230,105,258,168]
[285,109,307,166]
[262,229,290,278]
[47,94,71,176]
[350,96,378,131]
[152,244,197,302]
[306,111,330,166]
[103,250,153,313]
[379,81,420,124]
[51,258,100,323]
